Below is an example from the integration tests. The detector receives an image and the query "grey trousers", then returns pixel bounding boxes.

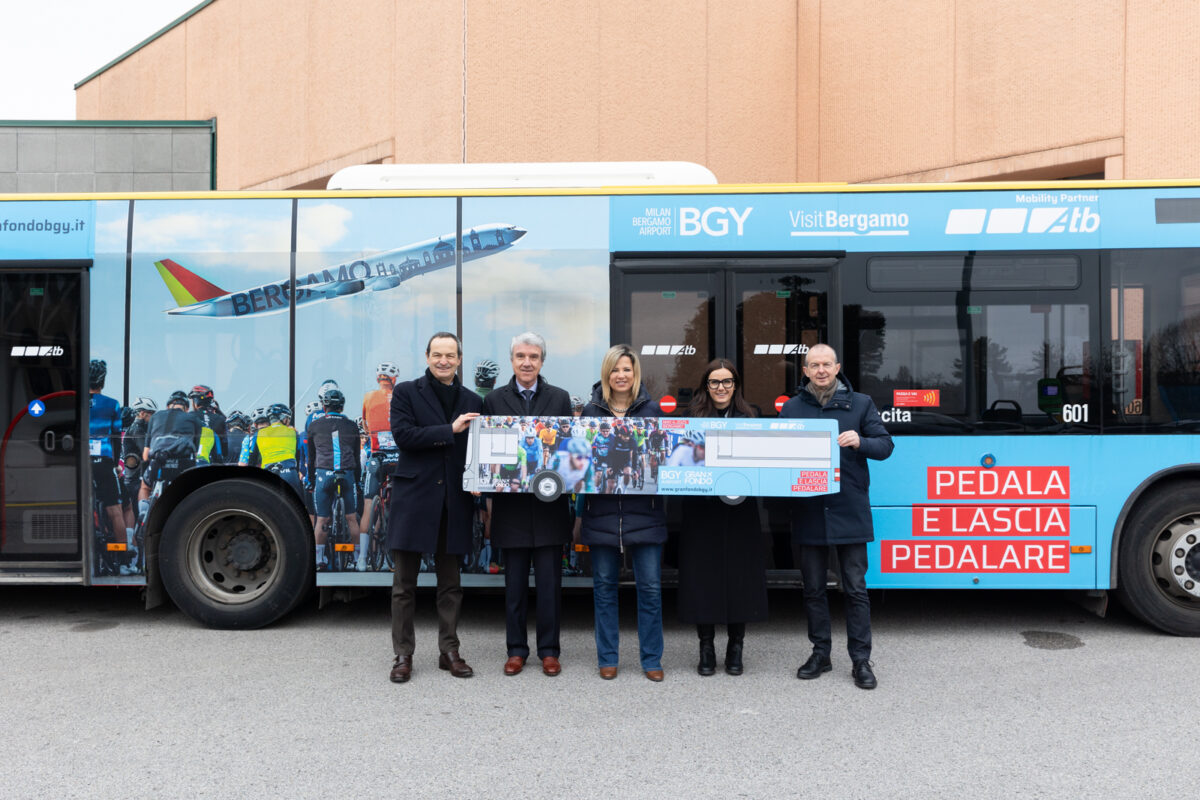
[391,515,463,657]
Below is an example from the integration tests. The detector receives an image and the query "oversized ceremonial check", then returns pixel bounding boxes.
[463,415,841,503]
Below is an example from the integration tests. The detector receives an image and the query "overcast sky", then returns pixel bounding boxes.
[0,0,201,120]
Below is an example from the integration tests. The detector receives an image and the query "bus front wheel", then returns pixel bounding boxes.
[159,478,312,629]
[1117,484,1200,636]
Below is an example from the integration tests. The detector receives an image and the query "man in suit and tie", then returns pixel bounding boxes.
[481,332,573,676]
[387,332,482,683]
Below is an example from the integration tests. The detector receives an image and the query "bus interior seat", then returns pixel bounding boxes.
[982,399,1022,424]
[1157,384,1200,423]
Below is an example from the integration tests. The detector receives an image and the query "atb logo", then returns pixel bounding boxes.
[946,207,1100,235]
[640,344,697,355]
[11,345,64,357]
[752,344,809,355]
[679,207,752,237]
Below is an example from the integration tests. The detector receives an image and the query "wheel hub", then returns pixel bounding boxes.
[1165,524,1200,598]
[186,510,281,604]
[228,531,266,571]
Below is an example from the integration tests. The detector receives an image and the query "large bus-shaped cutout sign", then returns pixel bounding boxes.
[464,415,841,503]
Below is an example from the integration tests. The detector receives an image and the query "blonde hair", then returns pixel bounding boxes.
[599,344,641,408]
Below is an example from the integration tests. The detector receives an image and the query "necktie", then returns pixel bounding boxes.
[522,389,534,413]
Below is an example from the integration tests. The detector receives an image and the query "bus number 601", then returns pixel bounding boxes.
[1062,404,1089,423]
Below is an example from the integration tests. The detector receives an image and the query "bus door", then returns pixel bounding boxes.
[611,258,836,414]
[0,265,88,577]
[612,257,837,574]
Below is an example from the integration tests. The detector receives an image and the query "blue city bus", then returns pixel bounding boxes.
[2,171,1199,635]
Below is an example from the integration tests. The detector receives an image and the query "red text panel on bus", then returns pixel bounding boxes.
[912,504,1070,536]
[927,467,1069,500]
[881,540,1070,573]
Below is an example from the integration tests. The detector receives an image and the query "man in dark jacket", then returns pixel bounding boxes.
[481,332,572,677]
[779,344,894,690]
[386,332,481,684]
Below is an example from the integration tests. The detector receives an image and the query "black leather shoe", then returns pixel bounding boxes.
[724,640,743,676]
[852,660,877,690]
[796,652,832,680]
[697,637,716,676]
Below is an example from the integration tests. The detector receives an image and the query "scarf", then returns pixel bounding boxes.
[426,368,459,422]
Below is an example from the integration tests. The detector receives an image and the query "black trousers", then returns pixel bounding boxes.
[391,512,463,657]
[502,544,563,658]
[798,542,871,663]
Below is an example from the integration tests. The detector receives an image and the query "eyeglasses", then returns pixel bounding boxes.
[707,378,735,389]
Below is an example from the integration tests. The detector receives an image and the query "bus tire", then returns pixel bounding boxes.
[531,470,564,502]
[1117,484,1200,636]
[159,478,312,629]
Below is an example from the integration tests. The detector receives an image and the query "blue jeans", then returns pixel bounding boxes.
[591,543,663,671]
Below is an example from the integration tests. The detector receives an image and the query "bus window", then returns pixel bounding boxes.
[734,271,828,416]
[628,281,715,407]
[1106,249,1200,431]
[844,253,1097,434]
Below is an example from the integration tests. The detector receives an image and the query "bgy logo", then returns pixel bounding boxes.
[679,207,752,237]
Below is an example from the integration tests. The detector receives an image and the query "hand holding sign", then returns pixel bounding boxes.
[837,430,860,449]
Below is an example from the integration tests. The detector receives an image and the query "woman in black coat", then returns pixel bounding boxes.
[677,359,768,676]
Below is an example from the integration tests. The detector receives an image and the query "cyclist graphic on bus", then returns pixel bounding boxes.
[238,403,311,516]
[88,359,127,576]
[188,384,227,464]
[473,359,499,398]
[361,363,400,541]
[307,389,365,572]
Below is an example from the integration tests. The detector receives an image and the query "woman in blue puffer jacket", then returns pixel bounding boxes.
[579,344,668,682]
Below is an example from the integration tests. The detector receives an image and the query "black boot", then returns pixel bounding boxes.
[724,623,745,675]
[697,624,716,676]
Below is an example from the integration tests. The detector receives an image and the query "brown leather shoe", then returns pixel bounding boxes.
[438,650,474,678]
[644,669,665,682]
[389,655,412,683]
[541,656,561,676]
[598,666,618,680]
[504,655,526,676]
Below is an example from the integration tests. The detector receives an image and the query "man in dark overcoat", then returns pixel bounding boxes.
[481,332,572,676]
[779,343,894,689]
[387,332,481,683]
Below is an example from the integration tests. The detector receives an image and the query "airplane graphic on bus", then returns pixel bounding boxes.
[155,222,526,317]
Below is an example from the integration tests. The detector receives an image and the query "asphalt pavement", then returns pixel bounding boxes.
[0,584,1190,799]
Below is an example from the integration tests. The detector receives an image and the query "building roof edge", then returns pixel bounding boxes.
[74,0,215,90]
[0,120,214,128]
